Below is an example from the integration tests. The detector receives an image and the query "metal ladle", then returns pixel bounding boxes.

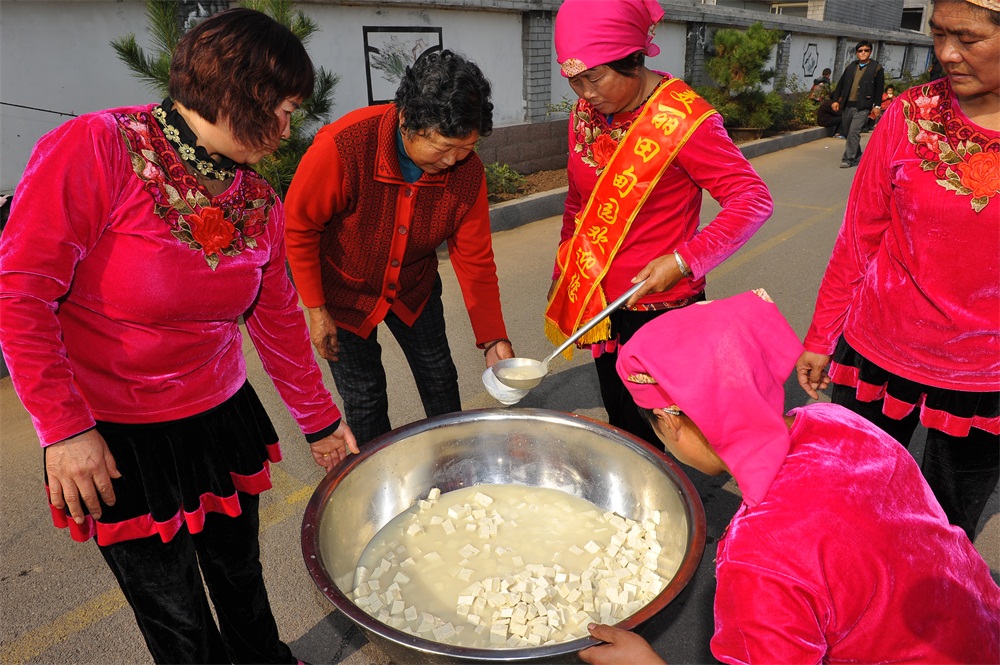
[491,279,647,390]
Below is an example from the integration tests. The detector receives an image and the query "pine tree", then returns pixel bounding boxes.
[700,22,783,130]
[111,0,338,197]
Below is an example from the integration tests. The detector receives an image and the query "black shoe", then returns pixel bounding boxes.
[840,161,851,168]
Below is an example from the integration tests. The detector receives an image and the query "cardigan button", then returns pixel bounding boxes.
[386,296,395,304]
[398,226,407,235]
[388,283,396,291]
[390,259,400,267]
[404,188,413,197]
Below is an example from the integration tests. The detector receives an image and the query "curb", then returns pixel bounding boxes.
[487,125,834,233]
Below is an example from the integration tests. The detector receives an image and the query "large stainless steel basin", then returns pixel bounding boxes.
[301,408,706,664]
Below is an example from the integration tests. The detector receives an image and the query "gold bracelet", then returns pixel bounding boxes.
[482,338,511,356]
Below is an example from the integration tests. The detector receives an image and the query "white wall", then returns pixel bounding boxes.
[1,0,152,192]
[303,4,524,127]
[0,0,525,194]
[879,43,907,80]
[787,33,839,90]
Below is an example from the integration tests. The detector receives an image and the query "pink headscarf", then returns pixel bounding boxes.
[555,0,665,77]
[616,290,804,507]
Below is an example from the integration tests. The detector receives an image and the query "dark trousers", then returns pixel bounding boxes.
[328,274,461,446]
[831,384,1000,541]
[841,105,867,164]
[98,493,294,664]
[593,308,680,449]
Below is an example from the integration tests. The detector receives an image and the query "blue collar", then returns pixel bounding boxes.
[395,129,423,183]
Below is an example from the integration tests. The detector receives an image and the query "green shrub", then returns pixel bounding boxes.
[698,22,784,130]
[485,163,526,199]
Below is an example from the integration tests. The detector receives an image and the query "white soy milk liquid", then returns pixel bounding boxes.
[495,366,544,382]
[351,484,670,649]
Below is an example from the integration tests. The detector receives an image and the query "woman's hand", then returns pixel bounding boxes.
[45,429,121,525]
[484,340,515,368]
[626,255,684,307]
[306,306,340,361]
[796,350,832,400]
[578,624,667,665]
[309,421,360,472]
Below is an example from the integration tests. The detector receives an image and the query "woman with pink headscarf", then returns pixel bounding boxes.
[578,291,999,665]
[545,0,772,448]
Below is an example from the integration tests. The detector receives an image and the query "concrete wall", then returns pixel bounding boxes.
[0,0,934,193]
[823,0,903,31]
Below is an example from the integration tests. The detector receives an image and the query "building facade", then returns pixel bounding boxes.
[0,0,932,194]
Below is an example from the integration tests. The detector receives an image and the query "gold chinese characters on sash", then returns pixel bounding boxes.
[544,78,717,356]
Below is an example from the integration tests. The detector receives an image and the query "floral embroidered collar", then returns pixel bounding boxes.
[903,79,1000,213]
[116,106,275,270]
[152,98,238,181]
[571,76,668,175]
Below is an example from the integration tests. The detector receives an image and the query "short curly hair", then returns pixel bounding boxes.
[169,8,315,152]
[395,49,493,139]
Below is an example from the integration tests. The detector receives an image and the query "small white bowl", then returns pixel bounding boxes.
[482,367,528,405]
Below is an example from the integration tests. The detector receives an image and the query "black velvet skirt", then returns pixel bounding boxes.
[45,381,282,546]
[828,336,1000,437]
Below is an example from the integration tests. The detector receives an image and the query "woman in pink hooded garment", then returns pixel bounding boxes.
[578,290,999,665]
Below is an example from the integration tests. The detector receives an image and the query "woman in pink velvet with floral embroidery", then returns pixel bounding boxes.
[796,0,999,542]
[549,0,772,448]
[0,9,356,665]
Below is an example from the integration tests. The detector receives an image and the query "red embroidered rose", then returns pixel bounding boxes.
[914,94,940,120]
[187,207,236,256]
[591,133,618,168]
[956,151,1000,199]
[915,129,942,154]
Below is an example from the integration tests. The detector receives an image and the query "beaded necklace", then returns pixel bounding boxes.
[152,98,238,181]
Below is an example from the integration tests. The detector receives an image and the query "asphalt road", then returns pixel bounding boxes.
[1,133,996,665]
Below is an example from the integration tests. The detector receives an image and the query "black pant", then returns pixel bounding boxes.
[831,383,1000,541]
[593,306,699,449]
[328,273,461,446]
[99,493,294,664]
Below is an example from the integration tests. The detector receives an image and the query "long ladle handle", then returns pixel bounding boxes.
[543,279,648,365]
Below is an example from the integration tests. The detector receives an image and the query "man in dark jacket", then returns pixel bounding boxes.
[831,40,884,168]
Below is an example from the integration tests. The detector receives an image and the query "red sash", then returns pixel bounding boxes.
[544,78,717,356]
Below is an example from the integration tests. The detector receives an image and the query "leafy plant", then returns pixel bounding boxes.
[485,162,526,200]
[110,0,338,197]
[698,22,784,130]
[770,74,818,131]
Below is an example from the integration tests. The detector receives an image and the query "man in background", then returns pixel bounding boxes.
[830,41,884,168]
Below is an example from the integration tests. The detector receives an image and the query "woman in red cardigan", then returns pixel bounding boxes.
[285,50,515,446]
[796,0,1000,541]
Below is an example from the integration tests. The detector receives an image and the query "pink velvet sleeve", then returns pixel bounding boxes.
[243,199,342,436]
[0,116,120,445]
[803,105,897,355]
[672,115,773,279]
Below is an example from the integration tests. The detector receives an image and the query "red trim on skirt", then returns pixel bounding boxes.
[829,363,1000,437]
[47,442,283,545]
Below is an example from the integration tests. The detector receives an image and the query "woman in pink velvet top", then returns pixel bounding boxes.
[548,0,772,448]
[0,9,356,664]
[579,291,999,665]
[796,0,999,541]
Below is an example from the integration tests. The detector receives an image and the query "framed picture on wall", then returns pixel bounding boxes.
[363,26,443,105]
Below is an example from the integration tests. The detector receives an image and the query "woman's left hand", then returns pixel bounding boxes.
[626,255,685,307]
[309,421,360,472]
[485,340,515,368]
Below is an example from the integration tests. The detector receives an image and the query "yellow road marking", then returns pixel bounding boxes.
[1,589,127,665]
[4,468,315,664]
